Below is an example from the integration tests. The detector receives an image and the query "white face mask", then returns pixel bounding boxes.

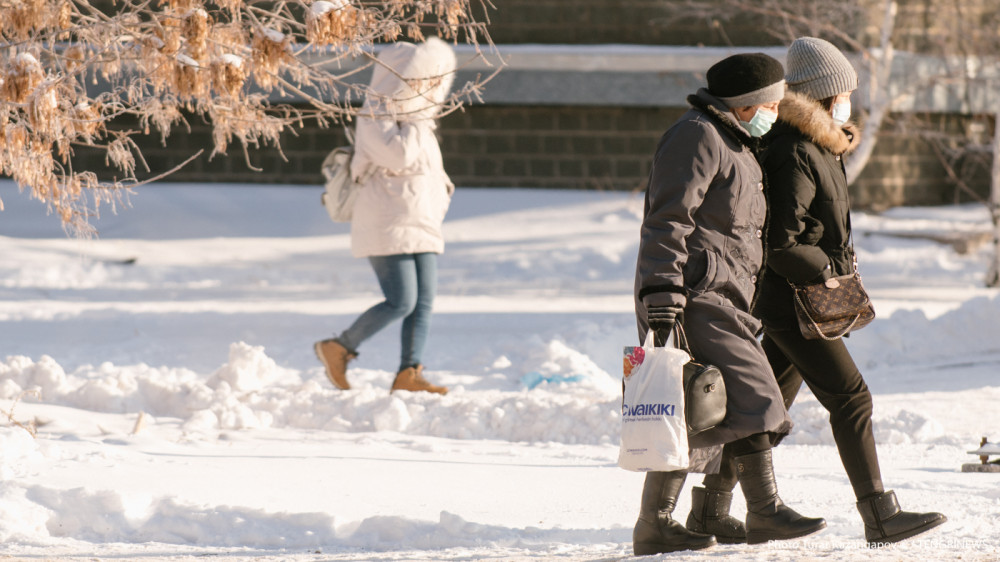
[831,101,851,126]
[739,108,778,138]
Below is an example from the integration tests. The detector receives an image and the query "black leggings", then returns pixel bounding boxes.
[761,327,884,499]
[702,329,884,499]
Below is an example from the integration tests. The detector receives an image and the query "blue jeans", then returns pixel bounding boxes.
[337,253,437,371]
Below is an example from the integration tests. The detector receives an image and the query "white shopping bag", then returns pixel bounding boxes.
[618,331,690,472]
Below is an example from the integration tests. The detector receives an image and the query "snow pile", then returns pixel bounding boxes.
[0,426,43,480]
[0,341,622,444]
[0,258,112,289]
[24,487,339,547]
[3,290,997,447]
[847,295,1000,371]
[785,402,947,446]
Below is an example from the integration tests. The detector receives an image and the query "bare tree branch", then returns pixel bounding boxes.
[1,0,498,235]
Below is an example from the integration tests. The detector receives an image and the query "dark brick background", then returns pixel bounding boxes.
[67,104,989,209]
[24,1,1000,208]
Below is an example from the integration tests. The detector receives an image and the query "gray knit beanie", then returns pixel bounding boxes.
[785,37,858,100]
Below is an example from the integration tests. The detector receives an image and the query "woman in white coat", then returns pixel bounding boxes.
[315,37,455,394]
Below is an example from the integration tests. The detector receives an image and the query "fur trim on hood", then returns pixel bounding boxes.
[776,91,860,155]
[365,37,457,121]
[687,89,756,149]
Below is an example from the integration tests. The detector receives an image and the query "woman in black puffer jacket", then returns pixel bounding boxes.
[756,37,946,547]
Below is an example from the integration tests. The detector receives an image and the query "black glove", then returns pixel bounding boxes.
[647,304,684,346]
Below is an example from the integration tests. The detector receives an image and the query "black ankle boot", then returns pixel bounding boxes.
[685,487,747,544]
[735,449,827,544]
[633,471,717,555]
[857,490,946,547]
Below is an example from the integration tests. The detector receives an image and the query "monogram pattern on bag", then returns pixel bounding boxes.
[793,273,876,340]
[796,274,871,320]
[795,302,875,340]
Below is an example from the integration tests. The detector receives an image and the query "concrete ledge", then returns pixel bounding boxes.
[962,463,1000,472]
[299,44,999,111]
[865,230,995,255]
[455,44,787,73]
[301,44,783,107]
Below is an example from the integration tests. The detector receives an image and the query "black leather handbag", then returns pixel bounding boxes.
[675,325,727,436]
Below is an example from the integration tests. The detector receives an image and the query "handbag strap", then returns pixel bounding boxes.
[846,212,860,274]
[645,329,679,349]
[671,323,695,356]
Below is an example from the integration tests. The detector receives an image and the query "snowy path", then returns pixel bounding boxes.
[1,182,998,561]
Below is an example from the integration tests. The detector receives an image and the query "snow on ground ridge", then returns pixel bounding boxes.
[6,291,998,447]
[1,477,625,552]
[0,341,623,445]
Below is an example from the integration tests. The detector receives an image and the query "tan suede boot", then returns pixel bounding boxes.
[391,365,448,395]
[314,339,356,390]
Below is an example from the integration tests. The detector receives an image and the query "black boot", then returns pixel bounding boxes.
[685,487,747,544]
[736,449,827,544]
[633,471,717,555]
[857,490,946,547]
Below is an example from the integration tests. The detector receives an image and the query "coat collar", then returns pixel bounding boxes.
[687,88,756,149]
[776,91,860,156]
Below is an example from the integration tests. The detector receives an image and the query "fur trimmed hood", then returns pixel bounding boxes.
[365,37,457,121]
[776,91,860,155]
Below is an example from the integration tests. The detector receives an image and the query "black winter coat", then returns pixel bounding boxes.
[635,89,793,467]
[755,91,861,327]
[635,88,767,323]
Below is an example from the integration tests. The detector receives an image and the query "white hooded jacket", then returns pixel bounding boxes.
[349,37,456,258]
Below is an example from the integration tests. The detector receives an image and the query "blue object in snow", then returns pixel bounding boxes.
[521,372,586,389]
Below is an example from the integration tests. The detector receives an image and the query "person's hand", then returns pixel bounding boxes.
[647,304,684,346]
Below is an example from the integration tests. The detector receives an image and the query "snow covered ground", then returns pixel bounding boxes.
[0,181,998,561]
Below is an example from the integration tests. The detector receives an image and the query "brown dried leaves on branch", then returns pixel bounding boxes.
[0,0,494,236]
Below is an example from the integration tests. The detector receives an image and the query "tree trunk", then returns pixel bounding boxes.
[846,96,887,185]
[845,0,897,185]
[987,111,1000,287]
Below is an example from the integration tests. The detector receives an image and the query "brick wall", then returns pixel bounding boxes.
[480,0,774,46]
[853,132,955,209]
[69,115,351,186]
[889,0,999,53]
[68,105,991,209]
[78,106,674,191]
[853,114,994,209]
[443,108,992,205]
[438,106,682,190]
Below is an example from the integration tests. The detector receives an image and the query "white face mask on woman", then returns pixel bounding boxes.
[831,101,851,126]
[739,108,778,138]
